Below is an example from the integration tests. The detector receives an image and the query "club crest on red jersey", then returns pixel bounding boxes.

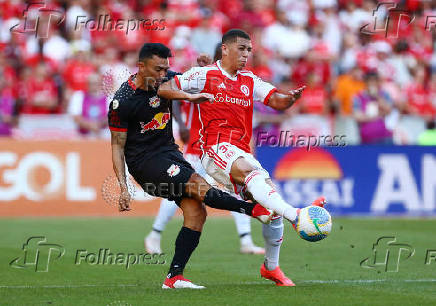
[240,85,250,96]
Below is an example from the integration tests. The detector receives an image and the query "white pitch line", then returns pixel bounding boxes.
[0,284,138,289]
[1,279,436,289]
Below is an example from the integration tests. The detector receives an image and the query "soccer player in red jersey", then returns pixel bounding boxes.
[146,44,264,256]
[159,29,326,286]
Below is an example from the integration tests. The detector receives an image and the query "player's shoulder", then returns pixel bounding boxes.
[109,76,137,111]
[239,69,269,85]
[239,69,258,78]
[112,76,137,102]
[182,64,220,77]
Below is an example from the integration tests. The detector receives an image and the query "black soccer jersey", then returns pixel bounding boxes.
[108,71,180,169]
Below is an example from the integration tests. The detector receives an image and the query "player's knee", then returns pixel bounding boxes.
[244,169,268,187]
[231,158,259,185]
[184,206,207,231]
[186,173,210,201]
[189,206,207,222]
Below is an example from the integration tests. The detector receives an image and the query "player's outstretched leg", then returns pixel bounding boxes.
[244,169,298,222]
[163,198,206,289]
[230,211,265,254]
[145,199,178,254]
[260,217,295,286]
[186,173,273,224]
[261,196,326,286]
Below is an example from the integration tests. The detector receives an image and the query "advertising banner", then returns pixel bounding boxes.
[0,140,228,217]
[257,146,436,215]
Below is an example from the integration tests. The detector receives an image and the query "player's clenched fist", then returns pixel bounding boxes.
[289,85,306,101]
[197,53,212,67]
[118,190,131,212]
[187,93,215,104]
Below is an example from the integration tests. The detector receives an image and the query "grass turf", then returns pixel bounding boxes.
[1,217,436,305]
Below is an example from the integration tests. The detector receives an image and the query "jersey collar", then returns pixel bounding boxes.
[216,60,239,81]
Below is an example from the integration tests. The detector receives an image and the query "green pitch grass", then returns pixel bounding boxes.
[1,217,436,305]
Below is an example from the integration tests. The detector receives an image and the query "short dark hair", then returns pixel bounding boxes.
[222,29,250,44]
[364,70,378,81]
[138,43,172,61]
[213,43,222,62]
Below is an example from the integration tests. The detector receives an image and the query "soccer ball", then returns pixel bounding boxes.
[295,206,332,242]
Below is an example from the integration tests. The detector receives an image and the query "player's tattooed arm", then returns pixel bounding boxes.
[267,86,306,111]
[110,130,131,212]
[158,79,214,104]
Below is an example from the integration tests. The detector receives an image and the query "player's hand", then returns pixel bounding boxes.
[197,54,212,67]
[179,125,190,144]
[289,86,306,102]
[118,189,131,212]
[188,93,215,104]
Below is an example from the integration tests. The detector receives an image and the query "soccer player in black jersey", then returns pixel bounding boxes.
[108,43,271,289]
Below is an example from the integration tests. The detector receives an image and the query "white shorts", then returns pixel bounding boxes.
[201,142,270,195]
[185,153,217,187]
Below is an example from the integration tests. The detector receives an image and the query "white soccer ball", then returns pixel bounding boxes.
[295,206,332,242]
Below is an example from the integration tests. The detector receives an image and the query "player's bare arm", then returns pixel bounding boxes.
[267,86,307,111]
[158,79,214,104]
[110,130,131,212]
[173,100,190,144]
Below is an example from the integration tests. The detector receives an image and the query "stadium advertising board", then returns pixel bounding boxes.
[257,146,436,215]
[0,140,158,217]
[0,140,230,217]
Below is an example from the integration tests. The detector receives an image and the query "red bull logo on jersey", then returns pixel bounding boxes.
[140,112,170,133]
[214,92,251,107]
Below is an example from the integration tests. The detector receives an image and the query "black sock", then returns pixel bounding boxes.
[167,227,201,278]
[203,187,255,216]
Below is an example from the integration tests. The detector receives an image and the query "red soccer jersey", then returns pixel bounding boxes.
[175,61,276,154]
[181,101,202,156]
[22,78,58,114]
[405,83,436,117]
[63,60,96,91]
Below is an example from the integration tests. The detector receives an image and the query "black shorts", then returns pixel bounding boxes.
[129,149,195,205]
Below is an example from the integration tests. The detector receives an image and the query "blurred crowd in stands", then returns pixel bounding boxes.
[1,0,436,144]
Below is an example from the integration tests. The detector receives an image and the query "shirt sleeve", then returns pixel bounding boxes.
[108,82,135,132]
[174,67,208,94]
[252,74,277,105]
